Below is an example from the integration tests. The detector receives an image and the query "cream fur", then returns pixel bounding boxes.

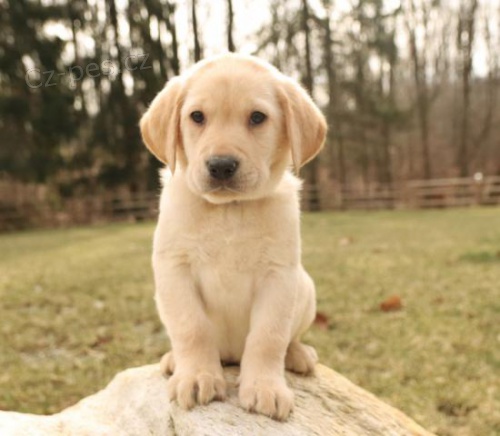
[140,53,326,420]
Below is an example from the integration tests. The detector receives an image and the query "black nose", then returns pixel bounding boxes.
[206,156,239,180]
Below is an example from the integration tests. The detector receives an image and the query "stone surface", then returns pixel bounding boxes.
[0,364,434,435]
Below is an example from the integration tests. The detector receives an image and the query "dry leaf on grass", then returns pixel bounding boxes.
[380,295,403,312]
[314,311,331,330]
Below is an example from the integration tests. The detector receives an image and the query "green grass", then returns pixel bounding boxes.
[1,208,499,435]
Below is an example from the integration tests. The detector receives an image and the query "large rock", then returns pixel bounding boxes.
[0,364,433,435]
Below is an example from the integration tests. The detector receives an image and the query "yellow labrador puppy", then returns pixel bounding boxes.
[140,53,326,420]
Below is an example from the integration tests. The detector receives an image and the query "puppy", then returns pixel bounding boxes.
[140,54,326,420]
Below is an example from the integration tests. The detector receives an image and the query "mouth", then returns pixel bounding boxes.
[204,184,242,195]
[193,169,260,201]
[200,183,245,205]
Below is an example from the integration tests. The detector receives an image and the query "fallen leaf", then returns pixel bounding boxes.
[90,334,114,349]
[314,311,331,330]
[380,295,403,312]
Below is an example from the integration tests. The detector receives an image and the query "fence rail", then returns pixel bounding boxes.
[0,192,160,231]
[1,176,500,231]
[302,176,500,210]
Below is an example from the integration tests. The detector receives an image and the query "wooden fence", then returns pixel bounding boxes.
[302,175,500,211]
[1,176,500,231]
[0,191,160,231]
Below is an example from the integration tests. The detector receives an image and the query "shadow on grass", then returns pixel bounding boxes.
[459,251,500,264]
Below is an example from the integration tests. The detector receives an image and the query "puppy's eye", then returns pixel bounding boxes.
[249,111,267,125]
[190,111,205,124]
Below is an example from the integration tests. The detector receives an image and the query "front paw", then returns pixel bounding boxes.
[167,369,226,409]
[239,378,294,421]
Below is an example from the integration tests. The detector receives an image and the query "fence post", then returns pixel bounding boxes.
[473,173,484,206]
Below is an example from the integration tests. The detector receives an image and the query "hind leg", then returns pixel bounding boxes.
[159,350,175,375]
[285,341,318,374]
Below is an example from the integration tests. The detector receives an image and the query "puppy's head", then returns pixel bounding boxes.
[140,54,326,204]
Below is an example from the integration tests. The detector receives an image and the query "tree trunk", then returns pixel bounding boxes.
[457,0,478,177]
[155,18,168,81]
[191,0,202,62]
[67,2,87,115]
[406,0,432,179]
[166,1,180,76]
[322,2,346,185]
[300,0,321,211]
[381,35,397,186]
[108,0,126,94]
[227,0,235,52]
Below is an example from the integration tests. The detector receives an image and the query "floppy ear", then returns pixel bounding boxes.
[139,77,183,172]
[279,78,327,173]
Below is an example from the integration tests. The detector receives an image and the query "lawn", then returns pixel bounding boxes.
[1,208,499,435]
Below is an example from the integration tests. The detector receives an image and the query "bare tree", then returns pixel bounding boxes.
[473,9,499,171]
[165,1,180,75]
[108,0,126,93]
[67,1,87,115]
[320,0,346,185]
[404,0,433,179]
[300,0,321,210]
[456,0,479,177]
[191,0,202,62]
[227,0,235,52]
[378,28,397,186]
[301,0,314,93]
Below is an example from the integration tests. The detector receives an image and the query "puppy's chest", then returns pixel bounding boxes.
[187,220,272,272]
[162,200,298,272]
